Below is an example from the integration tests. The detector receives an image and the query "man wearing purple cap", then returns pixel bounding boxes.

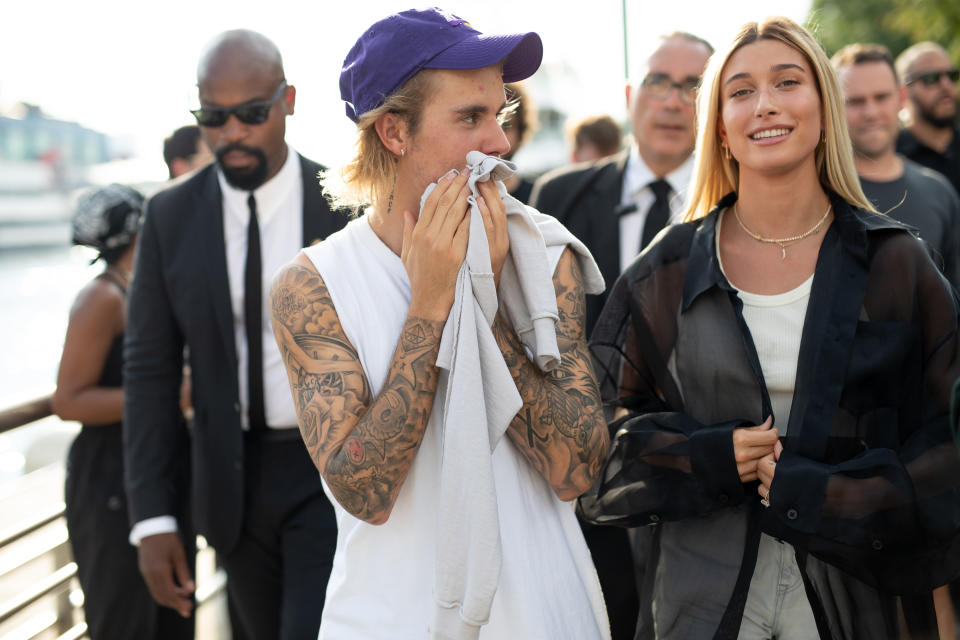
[270,8,610,640]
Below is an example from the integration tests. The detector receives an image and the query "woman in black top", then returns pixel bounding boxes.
[581,16,960,640]
[53,184,193,640]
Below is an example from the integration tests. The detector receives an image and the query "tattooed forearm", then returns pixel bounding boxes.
[271,261,444,524]
[492,249,608,499]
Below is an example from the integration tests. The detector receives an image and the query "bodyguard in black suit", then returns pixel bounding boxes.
[124,30,345,639]
[531,32,713,640]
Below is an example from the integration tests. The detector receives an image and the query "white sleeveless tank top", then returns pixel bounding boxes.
[304,215,609,640]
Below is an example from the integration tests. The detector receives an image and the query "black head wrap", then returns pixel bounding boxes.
[71,183,144,263]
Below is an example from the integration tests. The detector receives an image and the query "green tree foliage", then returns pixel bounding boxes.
[808,0,960,61]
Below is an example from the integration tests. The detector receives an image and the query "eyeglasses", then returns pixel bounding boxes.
[191,82,288,127]
[905,69,959,87]
[641,73,701,105]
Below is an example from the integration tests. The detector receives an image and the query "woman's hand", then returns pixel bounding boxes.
[732,416,777,482]
[402,169,471,322]
[476,178,509,287]
[757,438,783,505]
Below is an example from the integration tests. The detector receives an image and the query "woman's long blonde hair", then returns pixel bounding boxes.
[683,16,875,221]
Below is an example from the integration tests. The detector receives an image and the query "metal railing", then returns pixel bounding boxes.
[0,394,225,639]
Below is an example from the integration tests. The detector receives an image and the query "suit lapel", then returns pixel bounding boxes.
[198,168,238,369]
[300,154,323,248]
[591,156,627,286]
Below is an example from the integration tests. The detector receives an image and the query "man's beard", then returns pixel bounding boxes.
[216,144,269,190]
[916,97,958,129]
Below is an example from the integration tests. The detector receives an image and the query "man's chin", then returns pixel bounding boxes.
[221,164,268,191]
[918,103,958,129]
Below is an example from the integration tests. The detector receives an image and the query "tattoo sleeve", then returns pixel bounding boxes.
[271,262,444,524]
[491,248,609,499]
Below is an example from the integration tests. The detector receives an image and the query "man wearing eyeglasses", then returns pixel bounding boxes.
[531,33,712,337]
[123,29,344,639]
[530,31,712,640]
[896,41,960,196]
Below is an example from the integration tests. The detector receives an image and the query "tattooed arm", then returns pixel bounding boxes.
[271,254,445,524]
[492,247,609,500]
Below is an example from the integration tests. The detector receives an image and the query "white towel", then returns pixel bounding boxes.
[425,152,604,639]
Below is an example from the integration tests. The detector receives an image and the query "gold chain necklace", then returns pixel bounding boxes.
[733,202,832,259]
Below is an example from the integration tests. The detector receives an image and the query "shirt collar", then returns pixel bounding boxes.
[680,191,909,312]
[897,125,960,156]
[217,145,298,225]
[622,146,695,203]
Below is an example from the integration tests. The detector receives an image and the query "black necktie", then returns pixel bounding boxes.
[641,179,672,250]
[245,193,266,431]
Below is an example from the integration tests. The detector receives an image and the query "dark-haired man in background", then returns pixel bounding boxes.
[162,125,212,180]
[834,43,960,287]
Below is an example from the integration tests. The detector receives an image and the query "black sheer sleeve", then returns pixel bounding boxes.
[579,244,757,526]
[769,234,960,593]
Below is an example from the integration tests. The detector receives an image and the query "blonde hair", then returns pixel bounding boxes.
[683,16,874,221]
[320,70,437,215]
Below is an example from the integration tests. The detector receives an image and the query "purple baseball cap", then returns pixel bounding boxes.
[340,7,543,122]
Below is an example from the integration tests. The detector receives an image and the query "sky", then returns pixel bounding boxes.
[1,0,812,182]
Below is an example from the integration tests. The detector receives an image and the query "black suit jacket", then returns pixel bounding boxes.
[123,154,346,552]
[531,151,630,335]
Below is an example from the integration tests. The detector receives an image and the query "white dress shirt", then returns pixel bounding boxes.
[218,145,303,431]
[617,147,694,272]
[130,146,304,545]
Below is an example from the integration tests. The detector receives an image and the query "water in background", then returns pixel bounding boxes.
[0,244,100,482]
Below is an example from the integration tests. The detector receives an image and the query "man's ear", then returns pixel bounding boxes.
[375,112,406,157]
[170,157,190,178]
[283,84,297,116]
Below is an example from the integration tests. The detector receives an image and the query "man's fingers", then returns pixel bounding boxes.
[138,533,194,617]
[418,169,459,228]
[171,549,196,618]
[424,169,469,233]
[452,214,470,254]
[435,182,471,242]
[172,546,196,595]
[477,194,492,225]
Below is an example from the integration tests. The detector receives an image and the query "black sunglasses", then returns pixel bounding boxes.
[191,82,288,127]
[906,69,959,87]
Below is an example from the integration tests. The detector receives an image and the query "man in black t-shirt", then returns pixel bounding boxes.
[895,41,960,196]
[834,43,960,287]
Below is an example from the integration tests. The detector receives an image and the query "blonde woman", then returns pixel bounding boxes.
[581,16,960,640]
